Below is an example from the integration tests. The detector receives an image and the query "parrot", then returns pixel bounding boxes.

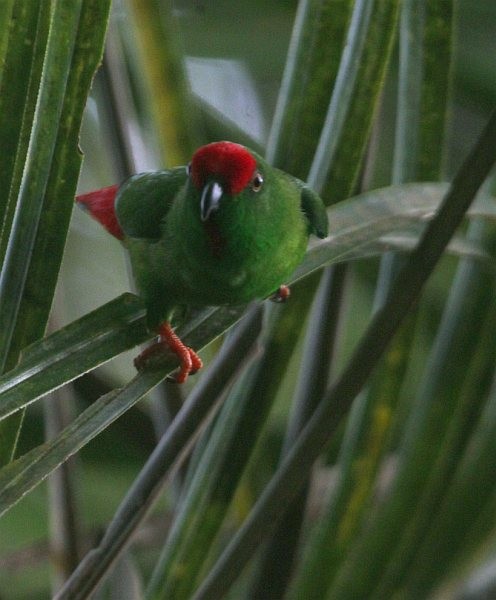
[76,141,328,383]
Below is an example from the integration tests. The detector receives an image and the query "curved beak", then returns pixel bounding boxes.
[200,181,223,221]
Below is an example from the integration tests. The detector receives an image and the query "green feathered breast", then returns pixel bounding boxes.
[77,141,328,382]
[115,151,328,328]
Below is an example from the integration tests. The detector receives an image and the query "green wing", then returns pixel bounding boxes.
[301,186,328,238]
[115,167,187,240]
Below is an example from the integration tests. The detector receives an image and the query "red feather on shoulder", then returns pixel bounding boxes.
[76,184,123,240]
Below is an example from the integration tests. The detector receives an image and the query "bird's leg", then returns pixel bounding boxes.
[160,323,203,383]
[270,284,291,303]
[134,322,203,383]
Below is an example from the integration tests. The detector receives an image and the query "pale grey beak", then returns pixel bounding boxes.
[200,181,223,221]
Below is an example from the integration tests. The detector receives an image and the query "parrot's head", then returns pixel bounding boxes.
[189,141,264,222]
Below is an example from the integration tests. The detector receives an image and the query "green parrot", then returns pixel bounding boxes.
[77,141,328,382]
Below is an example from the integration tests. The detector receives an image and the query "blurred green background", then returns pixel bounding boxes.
[1,1,496,598]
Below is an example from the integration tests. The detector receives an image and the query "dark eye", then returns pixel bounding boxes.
[251,171,263,192]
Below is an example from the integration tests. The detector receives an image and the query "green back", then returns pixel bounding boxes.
[115,167,187,240]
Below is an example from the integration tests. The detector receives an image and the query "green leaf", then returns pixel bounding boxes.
[353,220,496,598]
[249,267,344,598]
[309,0,400,202]
[0,0,15,87]
[0,0,83,366]
[324,1,487,593]
[190,108,496,600]
[10,0,113,362]
[293,182,496,283]
[0,0,110,464]
[266,0,353,177]
[401,331,496,595]
[0,294,148,423]
[17,308,263,600]
[0,182,492,427]
[145,292,316,600]
[0,0,111,465]
[0,301,250,520]
[0,177,481,596]
[0,174,489,586]
[346,231,492,263]
[0,372,161,519]
[417,0,454,181]
[0,3,48,246]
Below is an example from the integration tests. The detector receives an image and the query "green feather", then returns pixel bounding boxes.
[115,167,186,240]
[113,148,327,329]
[301,186,329,238]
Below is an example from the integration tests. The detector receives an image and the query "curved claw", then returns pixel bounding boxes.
[175,345,203,384]
[134,322,203,383]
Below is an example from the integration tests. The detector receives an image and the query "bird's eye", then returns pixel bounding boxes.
[251,172,264,192]
[186,162,192,176]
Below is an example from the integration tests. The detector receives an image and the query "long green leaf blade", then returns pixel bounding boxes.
[54,307,262,600]
[0,0,111,465]
[309,0,400,203]
[9,0,112,363]
[0,2,46,238]
[0,182,492,425]
[0,372,163,518]
[266,0,352,176]
[0,294,148,422]
[191,108,496,600]
[293,4,455,595]
[0,0,82,367]
[0,303,252,520]
[145,295,315,600]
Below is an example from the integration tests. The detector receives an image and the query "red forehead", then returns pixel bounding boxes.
[190,141,256,195]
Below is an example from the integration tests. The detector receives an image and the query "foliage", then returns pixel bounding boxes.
[1,1,496,599]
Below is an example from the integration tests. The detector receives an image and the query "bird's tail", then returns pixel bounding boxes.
[76,184,123,240]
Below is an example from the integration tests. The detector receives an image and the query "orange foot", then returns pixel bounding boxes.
[270,284,291,303]
[134,322,203,383]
